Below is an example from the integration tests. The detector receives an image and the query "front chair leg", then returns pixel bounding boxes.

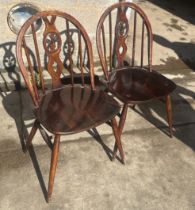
[25,119,39,152]
[47,134,61,202]
[166,95,173,138]
[111,118,125,164]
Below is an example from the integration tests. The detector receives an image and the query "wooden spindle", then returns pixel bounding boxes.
[31,24,45,94]
[132,11,137,66]
[148,30,153,71]
[109,12,112,71]
[78,30,84,86]
[141,20,145,68]
[23,38,39,102]
[66,20,74,85]
[102,24,107,68]
[148,28,153,72]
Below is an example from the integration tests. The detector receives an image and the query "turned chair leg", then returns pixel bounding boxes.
[166,95,173,138]
[111,118,125,164]
[25,119,39,152]
[47,134,60,202]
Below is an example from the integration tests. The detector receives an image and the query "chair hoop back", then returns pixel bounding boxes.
[96,2,153,80]
[16,10,95,106]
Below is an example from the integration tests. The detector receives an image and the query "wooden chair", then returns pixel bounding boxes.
[96,2,176,155]
[16,10,124,202]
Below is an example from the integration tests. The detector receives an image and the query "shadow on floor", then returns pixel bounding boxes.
[133,84,195,151]
[0,91,33,152]
[0,41,36,151]
[28,145,48,202]
[148,0,195,25]
[153,34,195,71]
[0,41,47,199]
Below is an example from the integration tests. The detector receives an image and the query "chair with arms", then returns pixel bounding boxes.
[16,10,124,202]
[96,2,176,157]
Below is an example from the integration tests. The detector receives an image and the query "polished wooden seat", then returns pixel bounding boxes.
[109,67,176,103]
[35,85,120,134]
[96,2,176,148]
[16,10,124,202]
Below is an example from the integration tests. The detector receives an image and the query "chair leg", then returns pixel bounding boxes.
[130,104,136,110]
[111,118,125,164]
[166,95,173,138]
[112,103,128,157]
[24,119,39,152]
[47,134,60,202]
[119,103,129,136]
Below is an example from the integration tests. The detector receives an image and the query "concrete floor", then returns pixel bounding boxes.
[0,83,195,210]
[0,0,195,209]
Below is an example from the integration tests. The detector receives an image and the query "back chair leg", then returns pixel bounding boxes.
[119,103,129,136]
[111,118,125,164]
[47,134,61,202]
[25,119,39,152]
[112,103,128,158]
[166,94,173,138]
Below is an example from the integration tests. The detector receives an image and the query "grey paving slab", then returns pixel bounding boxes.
[0,125,195,209]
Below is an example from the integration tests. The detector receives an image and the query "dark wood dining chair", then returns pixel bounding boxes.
[16,10,124,202]
[96,2,176,156]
